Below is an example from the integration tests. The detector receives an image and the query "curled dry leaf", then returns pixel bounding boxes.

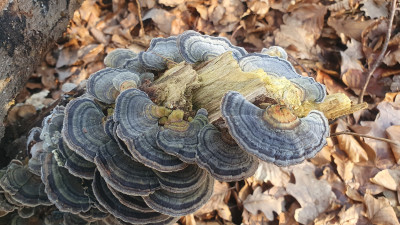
[194,181,232,221]
[243,186,285,221]
[386,125,400,163]
[274,3,326,59]
[338,204,366,225]
[370,169,400,191]
[360,0,389,19]
[286,162,336,225]
[360,95,400,168]
[252,161,290,187]
[336,119,368,163]
[364,193,400,225]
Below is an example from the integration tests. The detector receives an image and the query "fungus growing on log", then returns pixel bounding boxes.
[0,30,367,224]
[138,36,184,71]
[221,91,329,166]
[177,30,247,63]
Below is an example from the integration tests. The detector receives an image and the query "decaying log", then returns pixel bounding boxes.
[0,0,81,141]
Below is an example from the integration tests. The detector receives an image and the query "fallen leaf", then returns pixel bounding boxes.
[360,96,400,168]
[243,186,285,221]
[286,162,336,225]
[274,3,326,59]
[336,119,369,163]
[364,193,400,225]
[56,47,79,68]
[383,34,400,66]
[327,17,375,41]
[338,204,367,225]
[370,169,400,191]
[340,39,364,74]
[252,161,290,187]
[278,202,300,225]
[386,125,400,163]
[247,0,270,17]
[242,209,269,225]
[352,164,385,195]
[360,0,389,19]
[195,181,232,221]
[142,8,176,34]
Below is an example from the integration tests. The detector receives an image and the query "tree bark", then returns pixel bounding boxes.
[0,0,81,141]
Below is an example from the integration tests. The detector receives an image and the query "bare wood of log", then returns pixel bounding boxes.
[151,52,364,122]
[0,0,82,141]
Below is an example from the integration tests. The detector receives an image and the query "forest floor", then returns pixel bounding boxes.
[3,0,400,224]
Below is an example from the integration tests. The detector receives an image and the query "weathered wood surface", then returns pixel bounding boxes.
[0,0,81,141]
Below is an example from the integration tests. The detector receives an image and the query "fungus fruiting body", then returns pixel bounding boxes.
[0,30,358,224]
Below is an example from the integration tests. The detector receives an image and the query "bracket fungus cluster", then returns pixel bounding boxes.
[1,30,366,224]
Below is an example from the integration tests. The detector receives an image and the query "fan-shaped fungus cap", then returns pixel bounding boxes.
[221,91,329,166]
[138,36,184,71]
[156,109,208,163]
[108,186,153,213]
[0,160,51,207]
[40,106,65,151]
[114,89,186,172]
[129,127,187,172]
[104,48,137,68]
[94,141,160,196]
[40,153,91,213]
[154,164,209,193]
[62,97,110,162]
[238,53,301,79]
[92,171,174,224]
[177,30,247,63]
[112,72,141,92]
[123,56,147,74]
[86,68,121,104]
[261,46,288,60]
[289,76,327,103]
[143,174,214,217]
[27,141,45,176]
[197,124,259,181]
[56,140,96,180]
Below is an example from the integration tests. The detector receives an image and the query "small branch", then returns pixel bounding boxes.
[331,131,400,146]
[135,0,145,37]
[358,0,397,103]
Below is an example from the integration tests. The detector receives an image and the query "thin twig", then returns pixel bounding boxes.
[135,0,145,37]
[331,131,400,146]
[358,0,397,103]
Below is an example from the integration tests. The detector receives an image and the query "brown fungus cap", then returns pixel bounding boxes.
[138,36,184,71]
[92,170,175,224]
[142,174,214,217]
[0,160,51,207]
[221,91,329,166]
[114,88,186,172]
[104,48,137,68]
[40,153,91,213]
[177,30,247,63]
[62,97,111,162]
[197,124,259,181]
